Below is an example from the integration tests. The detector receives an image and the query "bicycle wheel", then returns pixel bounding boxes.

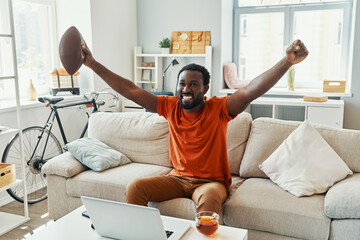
[1,126,63,204]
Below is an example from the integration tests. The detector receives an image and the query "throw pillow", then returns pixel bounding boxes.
[223,63,249,89]
[259,121,352,197]
[64,137,131,171]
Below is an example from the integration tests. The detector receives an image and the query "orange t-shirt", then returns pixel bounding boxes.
[157,95,235,188]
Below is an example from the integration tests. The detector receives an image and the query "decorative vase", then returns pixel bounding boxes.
[161,48,170,54]
[26,79,37,101]
[288,66,295,91]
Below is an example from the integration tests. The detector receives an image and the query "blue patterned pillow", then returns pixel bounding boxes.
[64,137,131,171]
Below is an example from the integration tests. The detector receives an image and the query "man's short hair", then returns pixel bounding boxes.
[177,63,210,86]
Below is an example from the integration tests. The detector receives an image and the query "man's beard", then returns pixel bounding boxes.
[178,93,203,109]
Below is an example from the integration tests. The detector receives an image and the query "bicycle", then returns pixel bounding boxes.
[1,91,119,204]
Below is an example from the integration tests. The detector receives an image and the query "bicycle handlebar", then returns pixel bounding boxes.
[38,91,119,109]
[83,91,120,109]
[83,91,119,100]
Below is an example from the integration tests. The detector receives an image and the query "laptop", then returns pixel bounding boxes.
[81,196,191,240]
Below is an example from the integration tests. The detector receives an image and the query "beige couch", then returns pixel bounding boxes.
[42,112,360,240]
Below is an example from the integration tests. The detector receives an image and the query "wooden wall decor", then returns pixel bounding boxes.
[171,31,210,54]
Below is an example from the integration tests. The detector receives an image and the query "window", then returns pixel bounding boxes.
[0,0,58,101]
[0,0,15,98]
[233,0,353,90]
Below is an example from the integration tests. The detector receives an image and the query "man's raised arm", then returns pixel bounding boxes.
[226,39,309,116]
[82,45,157,112]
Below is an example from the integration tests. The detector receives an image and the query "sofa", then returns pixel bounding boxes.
[42,111,360,240]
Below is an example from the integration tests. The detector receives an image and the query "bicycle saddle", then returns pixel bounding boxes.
[38,97,64,104]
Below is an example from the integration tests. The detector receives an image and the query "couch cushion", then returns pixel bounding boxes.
[324,173,360,219]
[330,219,360,240]
[42,152,88,178]
[66,162,172,201]
[226,112,252,175]
[149,198,196,220]
[260,121,352,197]
[240,118,360,178]
[248,230,301,240]
[223,178,330,240]
[88,112,171,167]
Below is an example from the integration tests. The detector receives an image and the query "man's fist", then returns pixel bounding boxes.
[286,39,309,65]
[81,44,96,68]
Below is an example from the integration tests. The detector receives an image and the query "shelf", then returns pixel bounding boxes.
[0,179,22,192]
[0,76,15,80]
[220,88,353,98]
[0,212,30,236]
[0,128,17,136]
[252,97,344,107]
[136,81,152,84]
[0,179,30,235]
[137,53,206,57]
[134,46,212,94]
[135,67,156,70]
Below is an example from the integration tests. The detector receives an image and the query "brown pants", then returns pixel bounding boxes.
[126,175,228,214]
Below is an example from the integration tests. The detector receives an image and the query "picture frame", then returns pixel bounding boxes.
[142,69,151,81]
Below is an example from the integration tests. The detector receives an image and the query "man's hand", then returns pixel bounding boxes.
[226,39,309,116]
[82,44,96,68]
[286,39,309,65]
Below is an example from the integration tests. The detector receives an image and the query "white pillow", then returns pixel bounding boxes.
[259,121,352,197]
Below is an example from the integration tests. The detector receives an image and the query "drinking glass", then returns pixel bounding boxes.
[195,211,219,236]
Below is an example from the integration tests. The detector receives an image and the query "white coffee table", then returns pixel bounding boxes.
[26,206,247,240]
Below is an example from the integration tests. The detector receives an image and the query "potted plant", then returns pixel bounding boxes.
[159,37,171,54]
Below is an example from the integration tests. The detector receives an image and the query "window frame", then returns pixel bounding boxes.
[233,0,352,90]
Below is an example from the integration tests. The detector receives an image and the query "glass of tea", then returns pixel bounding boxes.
[195,211,219,236]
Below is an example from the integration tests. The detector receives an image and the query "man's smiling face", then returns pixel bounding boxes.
[177,70,208,113]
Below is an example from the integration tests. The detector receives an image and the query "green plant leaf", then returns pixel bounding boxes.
[159,37,171,48]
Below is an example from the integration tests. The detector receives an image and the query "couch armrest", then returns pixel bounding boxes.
[42,152,88,178]
[324,173,360,219]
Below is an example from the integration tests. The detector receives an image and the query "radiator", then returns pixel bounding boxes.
[251,104,305,121]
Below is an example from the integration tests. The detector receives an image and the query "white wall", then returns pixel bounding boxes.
[90,0,137,101]
[56,0,94,93]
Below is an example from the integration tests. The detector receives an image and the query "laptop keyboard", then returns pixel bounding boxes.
[166,230,174,238]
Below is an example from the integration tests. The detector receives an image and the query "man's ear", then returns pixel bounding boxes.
[203,85,209,94]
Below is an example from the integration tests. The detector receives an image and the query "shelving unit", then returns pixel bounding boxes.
[0,180,29,236]
[249,97,344,128]
[134,46,212,94]
[128,46,212,112]
[0,0,30,236]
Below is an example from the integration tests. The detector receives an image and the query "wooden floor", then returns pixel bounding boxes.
[0,197,52,240]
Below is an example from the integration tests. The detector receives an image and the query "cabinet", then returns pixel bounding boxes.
[0,0,29,236]
[134,46,212,94]
[307,106,343,128]
[122,97,146,112]
[249,97,344,128]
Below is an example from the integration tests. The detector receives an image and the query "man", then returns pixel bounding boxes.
[82,39,308,214]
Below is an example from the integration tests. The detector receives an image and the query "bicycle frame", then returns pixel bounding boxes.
[32,98,98,163]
